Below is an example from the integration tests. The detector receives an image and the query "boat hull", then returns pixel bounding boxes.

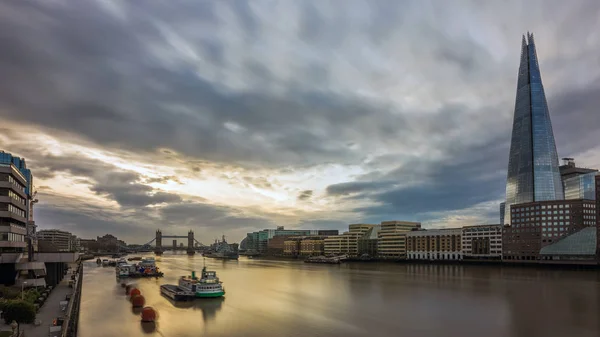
[196,291,225,298]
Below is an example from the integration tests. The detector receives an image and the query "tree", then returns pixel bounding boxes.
[2,300,36,324]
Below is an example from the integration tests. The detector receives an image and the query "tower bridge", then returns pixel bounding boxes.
[124,230,207,256]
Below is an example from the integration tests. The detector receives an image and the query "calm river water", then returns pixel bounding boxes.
[79,254,600,337]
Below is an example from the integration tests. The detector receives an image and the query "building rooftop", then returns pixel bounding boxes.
[539,227,597,256]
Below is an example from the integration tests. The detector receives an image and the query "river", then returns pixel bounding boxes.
[78,254,600,337]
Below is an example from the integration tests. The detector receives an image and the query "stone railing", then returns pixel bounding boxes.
[61,263,83,337]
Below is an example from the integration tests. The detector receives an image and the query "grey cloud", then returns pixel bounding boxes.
[23,153,183,208]
[297,190,313,201]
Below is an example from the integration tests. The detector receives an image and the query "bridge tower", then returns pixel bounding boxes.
[155,229,163,255]
[187,230,195,255]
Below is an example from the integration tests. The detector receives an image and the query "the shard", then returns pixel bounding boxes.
[503,33,564,225]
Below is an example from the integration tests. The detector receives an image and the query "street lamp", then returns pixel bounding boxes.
[21,281,28,300]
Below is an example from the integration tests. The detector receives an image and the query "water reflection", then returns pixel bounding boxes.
[79,255,600,337]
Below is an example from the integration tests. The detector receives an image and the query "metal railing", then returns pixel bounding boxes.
[61,263,83,337]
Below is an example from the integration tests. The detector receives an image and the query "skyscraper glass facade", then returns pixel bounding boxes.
[503,33,564,225]
[563,172,598,200]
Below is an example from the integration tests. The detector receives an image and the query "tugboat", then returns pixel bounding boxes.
[178,260,225,298]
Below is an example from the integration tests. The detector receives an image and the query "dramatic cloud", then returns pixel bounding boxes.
[1,0,599,242]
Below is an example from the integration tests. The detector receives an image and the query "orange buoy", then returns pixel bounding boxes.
[131,294,145,308]
[141,306,157,322]
[129,288,141,299]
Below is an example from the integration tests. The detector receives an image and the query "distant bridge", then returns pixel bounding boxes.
[119,230,207,255]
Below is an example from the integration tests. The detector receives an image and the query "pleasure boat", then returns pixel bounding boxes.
[178,262,225,298]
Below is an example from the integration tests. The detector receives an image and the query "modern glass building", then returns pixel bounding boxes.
[503,33,564,225]
[0,152,33,197]
[564,172,599,200]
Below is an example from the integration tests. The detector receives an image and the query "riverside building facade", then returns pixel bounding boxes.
[406,228,462,261]
[324,224,375,257]
[503,199,596,261]
[377,221,421,260]
[461,225,502,261]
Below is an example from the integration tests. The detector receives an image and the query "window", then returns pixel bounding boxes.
[542,205,546,209]
[559,205,564,209]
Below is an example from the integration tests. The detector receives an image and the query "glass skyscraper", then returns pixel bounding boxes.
[503,33,564,225]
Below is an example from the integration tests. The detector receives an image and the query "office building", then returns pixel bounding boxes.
[324,224,375,257]
[358,225,380,258]
[282,236,328,257]
[0,163,28,254]
[407,228,462,261]
[299,237,326,256]
[245,227,339,254]
[377,221,421,260]
[503,33,564,225]
[503,199,596,261]
[266,235,291,256]
[37,229,74,252]
[461,225,502,261]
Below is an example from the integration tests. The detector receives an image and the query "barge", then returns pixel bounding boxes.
[160,284,194,301]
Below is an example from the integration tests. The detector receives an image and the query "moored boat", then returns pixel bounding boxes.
[102,259,109,267]
[178,263,225,298]
[160,284,194,301]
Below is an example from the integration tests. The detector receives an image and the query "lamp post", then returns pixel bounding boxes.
[21,281,28,300]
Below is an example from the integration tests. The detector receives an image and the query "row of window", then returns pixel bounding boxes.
[7,176,25,192]
[584,221,595,225]
[8,190,25,205]
[0,232,25,242]
[583,203,596,208]
[541,233,563,238]
[514,209,570,217]
[512,204,570,212]
[6,204,25,217]
[583,209,595,213]
[514,221,569,228]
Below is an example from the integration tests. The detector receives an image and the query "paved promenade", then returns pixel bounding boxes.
[21,277,73,337]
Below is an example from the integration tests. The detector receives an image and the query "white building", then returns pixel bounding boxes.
[406,228,463,261]
[37,229,73,252]
[461,225,502,260]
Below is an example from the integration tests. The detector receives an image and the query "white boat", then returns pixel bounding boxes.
[117,258,127,265]
[178,261,225,298]
[101,259,109,267]
[139,257,156,268]
[116,265,132,278]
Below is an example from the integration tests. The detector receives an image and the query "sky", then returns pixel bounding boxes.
[1,0,600,245]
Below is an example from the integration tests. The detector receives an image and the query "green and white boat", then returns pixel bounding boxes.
[178,264,225,298]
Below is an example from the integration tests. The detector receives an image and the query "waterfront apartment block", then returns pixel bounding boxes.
[0,163,28,254]
[37,229,76,252]
[299,237,326,256]
[377,221,421,260]
[406,228,462,261]
[503,199,596,261]
[324,224,375,257]
[461,225,502,261]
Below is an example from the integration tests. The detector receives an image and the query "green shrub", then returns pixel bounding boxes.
[0,286,20,300]
[22,289,40,304]
[2,300,36,324]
